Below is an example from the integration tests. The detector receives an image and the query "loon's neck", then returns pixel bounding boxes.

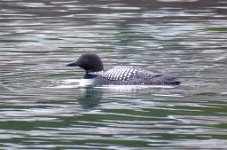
[84,71,103,79]
[83,73,97,79]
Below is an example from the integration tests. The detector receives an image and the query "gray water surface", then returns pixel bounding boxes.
[1,0,227,149]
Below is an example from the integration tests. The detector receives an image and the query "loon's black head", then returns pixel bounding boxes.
[66,54,104,73]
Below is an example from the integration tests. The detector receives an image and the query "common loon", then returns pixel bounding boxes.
[66,54,180,86]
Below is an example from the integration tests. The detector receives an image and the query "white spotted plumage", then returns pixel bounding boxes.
[98,66,152,81]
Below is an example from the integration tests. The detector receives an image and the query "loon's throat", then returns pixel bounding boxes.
[84,71,103,79]
[83,73,97,79]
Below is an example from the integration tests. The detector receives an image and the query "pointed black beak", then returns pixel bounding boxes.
[66,61,78,67]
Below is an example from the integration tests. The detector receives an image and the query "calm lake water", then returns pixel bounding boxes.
[1,0,227,149]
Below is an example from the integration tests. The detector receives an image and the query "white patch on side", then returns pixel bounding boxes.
[94,85,175,92]
[50,79,95,88]
[79,79,95,87]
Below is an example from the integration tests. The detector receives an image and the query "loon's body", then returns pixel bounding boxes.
[67,54,180,86]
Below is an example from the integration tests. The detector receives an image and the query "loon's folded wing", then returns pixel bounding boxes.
[95,66,180,85]
[101,66,155,81]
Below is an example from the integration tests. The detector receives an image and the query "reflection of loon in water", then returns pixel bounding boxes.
[69,83,175,109]
[66,54,181,86]
[77,87,102,109]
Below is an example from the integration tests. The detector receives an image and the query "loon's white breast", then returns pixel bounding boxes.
[79,78,95,87]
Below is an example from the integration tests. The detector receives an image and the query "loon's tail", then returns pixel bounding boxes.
[151,74,181,85]
[170,79,181,85]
